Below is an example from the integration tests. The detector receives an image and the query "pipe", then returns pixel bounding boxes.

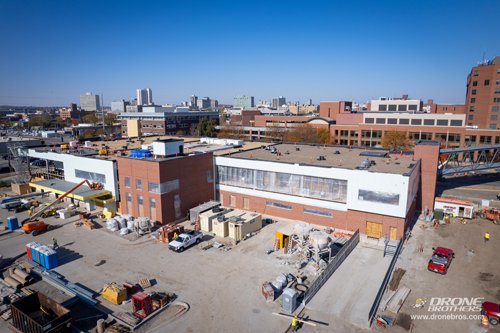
[13,268,30,282]
[4,276,22,289]
[9,273,26,286]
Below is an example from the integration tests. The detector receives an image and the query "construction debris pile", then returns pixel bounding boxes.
[106,215,152,236]
[0,264,36,321]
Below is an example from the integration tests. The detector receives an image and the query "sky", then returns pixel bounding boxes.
[0,0,499,106]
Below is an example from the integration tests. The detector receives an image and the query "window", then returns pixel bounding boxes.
[469,106,475,112]
[485,80,490,86]
[480,136,492,144]
[137,195,143,205]
[473,70,479,76]
[376,118,385,124]
[159,179,180,193]
[490,124,497,129]
[304,207,333,217]
[148,182,160,193]
[399,118,409,125]
[493,106,499,112]
[411,119,422,125]
[136,179,142,190]
[436,119,448,126]
[378,104,387,111]
[207,170,213,183]
[408,104,418,111]
[126,192,132,202]
[365,118,374,124]
[450,120,463,126]
[494,98,500,103]
[388,105,397,111]
[397,105,407,112]
[149,197,156,208]
[495,89,500,94]
[472,89,476,95]
[468,115,474,120]
[496,80,500,85]
[470,98,476,103]
[266,201,292,210]
[243,197,250,210]
[358,189,399,205]
[230,195,236,207]
[124,177,130,188]
[472,81,478,87]
[423,119,434,126]
[75,169,106,183]
[387,118,397,124]
[491,115,498,121]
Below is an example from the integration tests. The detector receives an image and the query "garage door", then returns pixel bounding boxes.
[366,221,383,239]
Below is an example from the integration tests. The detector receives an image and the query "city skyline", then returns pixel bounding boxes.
[0,0,499,106]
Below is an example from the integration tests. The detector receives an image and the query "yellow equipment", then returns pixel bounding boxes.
[98,149,107,156]
[101,283,127,305]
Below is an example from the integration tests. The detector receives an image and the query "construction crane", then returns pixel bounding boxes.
[22,179,97,225]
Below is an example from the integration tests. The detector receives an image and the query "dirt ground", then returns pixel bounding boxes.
[378,217,500,333]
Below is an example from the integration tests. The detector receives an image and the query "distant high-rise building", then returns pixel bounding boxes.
[70,103,77,112]
[234,95,255,109]
[211,99,219,109]
[111,100,129,114]
[80,92,100,111]
[465,56,500,129]
[136,88,153,106]
[190,95,198,109]
[272,96,286,109]
[197,97,211,110]
[308,99,313,106]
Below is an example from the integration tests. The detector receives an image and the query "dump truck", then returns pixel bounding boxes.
[168,231,203,252]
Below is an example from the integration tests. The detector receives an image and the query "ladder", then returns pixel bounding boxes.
[285,235,294,254]
[273,238,280,252]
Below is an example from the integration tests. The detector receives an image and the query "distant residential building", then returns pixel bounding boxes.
[272,96,286,109]
[369,96,423,112]
[465,56,500,129]
[136,88,153,106]
[80,92,100,112]
[111,100,129,114]
[197,97,211,110]
[234,95,255,109]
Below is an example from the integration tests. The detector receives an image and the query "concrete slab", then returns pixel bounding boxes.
[305,243,392,329]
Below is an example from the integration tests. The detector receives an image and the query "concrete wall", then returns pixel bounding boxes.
[27,149,119,200]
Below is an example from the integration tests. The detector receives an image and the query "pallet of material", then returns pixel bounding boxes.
[386,285,411,314]
[1,309,11,321]
[115,311,141,326]
[83,219,96,230]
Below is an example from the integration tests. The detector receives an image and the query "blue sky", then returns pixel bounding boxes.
[0,0,499,106]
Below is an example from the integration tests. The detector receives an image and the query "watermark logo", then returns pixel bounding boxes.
[427,297,484,313]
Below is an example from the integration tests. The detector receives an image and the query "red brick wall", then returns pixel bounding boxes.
[219,190,406,239]
[413,143,440,211]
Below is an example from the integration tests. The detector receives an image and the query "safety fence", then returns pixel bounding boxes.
[303,229,360,304]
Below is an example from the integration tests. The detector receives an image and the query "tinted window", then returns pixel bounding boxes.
[398,105,407,111]
[408,104,418,111]
[411,119,422,125]
[388,105,397,111]
[436,119,448,126]
[376,118,386,124]
[399,118,409,124]
[450,120,463,126]
[365,118,374,124]
[378,104,387,111]
[387,118,397,124]
[423,119,434,126]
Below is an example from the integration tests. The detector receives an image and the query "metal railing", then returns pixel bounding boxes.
[303,230,360,304]
[368,237,404,326]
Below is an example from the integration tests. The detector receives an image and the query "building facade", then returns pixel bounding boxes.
[116,144,214,224]
[465,56,500,129]
[319,101,353,119]
[234,95,255,109]
[111,100,129,114]
[272,96,286,109]
[369,97,423,112]
[80,93,100,112]
[137,88,153,106]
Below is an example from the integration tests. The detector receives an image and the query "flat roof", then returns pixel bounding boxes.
[223,143,417,175]
[29,179,111,201]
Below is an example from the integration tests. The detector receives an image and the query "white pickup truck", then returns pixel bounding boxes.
[168,231,203,252]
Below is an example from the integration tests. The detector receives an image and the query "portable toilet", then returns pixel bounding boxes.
[46,248,58,269]
[282,288,299,314]
[25,242,34,260]
[31,243,40,264]
[7,216,19,230]
[38,246,48,268]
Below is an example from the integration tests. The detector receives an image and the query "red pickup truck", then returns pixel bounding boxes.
[427,247,454,274]
[482,302,500,325]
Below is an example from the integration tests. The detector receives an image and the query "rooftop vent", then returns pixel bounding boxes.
[357,159,371,170]
[317,155,326,161]
[359,151,388,158]
[295,147,300,151]
[334,150,341,155]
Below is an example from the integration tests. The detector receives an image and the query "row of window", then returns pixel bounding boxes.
[469,115,498,121]
[365,118,462,127]
[123,177,180,194]
[125,193,156,207]
[472,80,491,86]
[265,200,334,217]
[377,104,419,112]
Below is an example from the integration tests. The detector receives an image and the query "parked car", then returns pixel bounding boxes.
[0,201,22,210]
[168,231,203,252]
[427,247,454,274]
[481,301,500,325]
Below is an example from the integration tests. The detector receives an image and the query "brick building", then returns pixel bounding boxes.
[465,56,500,129]
[116,140,214,224]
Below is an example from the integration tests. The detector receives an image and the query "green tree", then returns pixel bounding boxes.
[82,113,98,124]
[284,124,326,144]
[381,131,413,151]
[196,118,216,137]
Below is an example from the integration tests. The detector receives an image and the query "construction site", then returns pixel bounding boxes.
[0,137,498,333]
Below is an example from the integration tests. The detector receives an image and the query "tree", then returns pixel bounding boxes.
[104,113,117,126]
[317,128,331,144]
[381,131,413,151]
[196,118,216,137]
[28,115,51,128]
[176,130,185,136]
[81,113,98,124]
[217,124,244,139]
[283,124,327,144]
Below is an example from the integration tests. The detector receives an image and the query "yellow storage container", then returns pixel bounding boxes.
[101,283,127,305]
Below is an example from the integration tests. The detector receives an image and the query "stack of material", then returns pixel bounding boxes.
[386,285,411,314]
[261,282,274,301]
[106,218,119,232]
[102,283,127,305]
[83,218,96,230]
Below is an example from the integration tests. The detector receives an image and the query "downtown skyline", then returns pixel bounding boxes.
[1,0,499,106]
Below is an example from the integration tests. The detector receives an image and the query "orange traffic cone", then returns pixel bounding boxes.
[481,315,489,328]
